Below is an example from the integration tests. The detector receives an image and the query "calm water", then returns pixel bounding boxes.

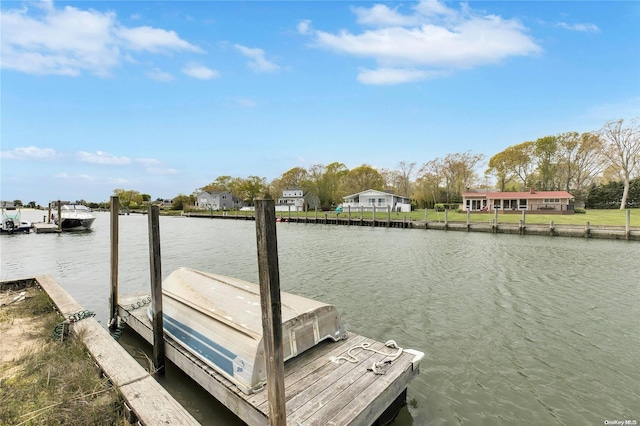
[1,210,639,426]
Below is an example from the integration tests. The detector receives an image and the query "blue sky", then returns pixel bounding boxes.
[1,0,639,205]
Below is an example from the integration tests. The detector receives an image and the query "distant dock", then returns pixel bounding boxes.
[182,210,640,241]
[32,223,61,233]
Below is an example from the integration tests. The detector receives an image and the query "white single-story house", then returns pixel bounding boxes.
[461,188,574,213]
[195,191,245,210]
[342,189,412,213]
[276,188,320,212]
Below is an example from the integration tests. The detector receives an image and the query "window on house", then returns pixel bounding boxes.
[378,198,385,205]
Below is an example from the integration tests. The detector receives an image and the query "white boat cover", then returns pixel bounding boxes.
[157,267,347,394]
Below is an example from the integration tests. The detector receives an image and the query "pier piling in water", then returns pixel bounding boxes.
[255,198,287,425]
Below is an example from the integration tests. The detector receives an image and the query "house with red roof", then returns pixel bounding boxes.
[461,188,575,214]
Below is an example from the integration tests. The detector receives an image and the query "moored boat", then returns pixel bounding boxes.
[1,208,32,234]
[51,202,96,231]
[149,267,348,394]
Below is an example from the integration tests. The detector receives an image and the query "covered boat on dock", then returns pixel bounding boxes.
[149,267,348,394]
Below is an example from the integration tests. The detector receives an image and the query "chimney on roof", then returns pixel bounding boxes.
[530,187,536,194]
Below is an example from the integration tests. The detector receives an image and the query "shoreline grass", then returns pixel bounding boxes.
[0,285,125,426]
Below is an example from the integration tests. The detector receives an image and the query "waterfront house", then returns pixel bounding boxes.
[195,191,245,210]
[342,189,412,213]
[462,188,574,213]
[276,188,319,212]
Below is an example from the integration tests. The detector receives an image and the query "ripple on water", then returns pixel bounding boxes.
[1,214,638,425]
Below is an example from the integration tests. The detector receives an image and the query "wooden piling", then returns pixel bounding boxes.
[148,205,165,375]
[626,209,631,240]
[585,221,590,238]
[466,210,470,231]
[373,205,376,226]
[254,198,287,426]
[550,220,555,236]
[57,200,62,232]
[387,206,391,227]
[109,196,119,331]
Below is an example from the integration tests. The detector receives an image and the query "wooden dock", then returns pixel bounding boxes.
[118,292,423,426]
[32,223,61,233]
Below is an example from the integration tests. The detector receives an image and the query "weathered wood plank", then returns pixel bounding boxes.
[285,341,387,420]
[328,353,418,426]
[249,333,367,408]
[34,275,200,426]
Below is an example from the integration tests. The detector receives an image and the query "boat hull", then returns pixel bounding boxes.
[150,267,347,394]
[59,217,96,231]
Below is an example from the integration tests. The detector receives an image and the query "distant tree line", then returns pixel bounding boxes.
[71,117,636,211]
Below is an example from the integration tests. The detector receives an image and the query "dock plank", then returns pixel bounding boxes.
[328,353,417,426]
[34,276,200,426]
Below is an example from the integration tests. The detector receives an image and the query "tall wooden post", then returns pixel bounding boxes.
[373,204,376,227]
[109,196,119,331]
[255,198,286,425]
[148,205,165,375]
[387,205,391,227]
[466,209,470,231]
[626,209,631,240]
[57,200,62,232]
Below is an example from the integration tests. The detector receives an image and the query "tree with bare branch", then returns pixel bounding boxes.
[598,118,640,209]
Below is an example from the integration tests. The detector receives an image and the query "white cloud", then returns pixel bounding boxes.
[76,151,132,165]
[352,4,420,27]
[182,63,220,80]
[115,26,202,53]
[357,67,447,85]
[0,146,59,160]
[297,19,312,35]
[234,44,280,73]
[556,22,600,33]
[303,0,542,85]
[0,2,202,77]
[147,68,174,82]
